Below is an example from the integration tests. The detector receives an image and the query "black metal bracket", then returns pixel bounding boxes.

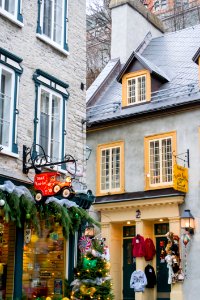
[22,144,77,175]
[174,149,190,168]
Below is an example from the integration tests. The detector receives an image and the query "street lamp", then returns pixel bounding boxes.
[86,145,92,161]
[180,209,195,234]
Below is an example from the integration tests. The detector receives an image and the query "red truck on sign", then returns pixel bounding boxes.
[34,171,75,201]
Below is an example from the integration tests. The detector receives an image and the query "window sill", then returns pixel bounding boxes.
[0,9,23,27]
[0,148,19,159]
[145,183,173,190]
[36,34,69,56]
[96,189,125,197]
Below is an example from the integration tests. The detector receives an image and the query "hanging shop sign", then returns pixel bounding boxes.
[34,171,75,201]
[173,164,188,193]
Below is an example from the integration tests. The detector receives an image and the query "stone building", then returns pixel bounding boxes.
[86,0,200,300]
[0,1,93,299]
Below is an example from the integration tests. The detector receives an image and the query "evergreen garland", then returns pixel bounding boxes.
[0,186,100,239]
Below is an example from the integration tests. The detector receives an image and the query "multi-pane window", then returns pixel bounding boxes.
[154,0,167,11]
[0,66,14,151]
[97,141,124,195]
[37,0,68,50]
[39,88,62,162]
[0,0,15,15]
[145,132,176,189]
[122,70,150,107]
[127,75,146,104]
[149,138,173,185]
[0,0,23,23]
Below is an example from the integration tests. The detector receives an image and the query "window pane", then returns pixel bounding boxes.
[4,0,15,14]
[43,0,53,38]
[22,222,65,299]
[161,138,172,182]
[40,90,50,156]
[0,70,12,148]
[101,149,110,191]
[127,78,136,104]
[53,0,63,44]
[138,76,146,102]
[150,140,160,184]
[111,147,120,189]
[100,146,121,192]
[50,95,61,161]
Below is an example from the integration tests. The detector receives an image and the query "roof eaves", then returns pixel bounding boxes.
[87,96,200,127]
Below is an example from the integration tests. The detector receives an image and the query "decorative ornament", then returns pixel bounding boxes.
[80,285,96,296]
[62,298,70,300]
[75,213,79,219]
[105,262,111,270]
[83,257,97,269]
[24,228,32,244]
[78,236,92,253]
[31,234,39,243]
[26,213,31,219]
[182,233,190,246]
[182,232,191,278]
[50,232,59,241]
[46,297,52,300]
[0,199,5,207]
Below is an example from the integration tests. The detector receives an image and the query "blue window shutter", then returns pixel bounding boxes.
[33,81,40,147]
[61,95,68,170]
[17,0,23,22]
[36,0,42,34]
[12,72,20,154]
[64,0,69,51]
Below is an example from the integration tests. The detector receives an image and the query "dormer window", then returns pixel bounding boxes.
[122,70,151,107]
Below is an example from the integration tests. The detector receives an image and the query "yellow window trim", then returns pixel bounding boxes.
[122,69,151,107]
[144,131,177,190]
[96,140,125,196]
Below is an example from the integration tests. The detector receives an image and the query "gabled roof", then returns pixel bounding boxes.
[86,24,200,127]
[86,58,120,105]
[117,51,170,82]
[193,47,200,64]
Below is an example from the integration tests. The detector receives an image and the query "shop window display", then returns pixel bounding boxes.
[22,222,65,300]
[0,220,9,300]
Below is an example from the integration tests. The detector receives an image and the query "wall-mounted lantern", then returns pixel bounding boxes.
[86,145,92,161]
[84,223,95,238]
[180,209,195,235]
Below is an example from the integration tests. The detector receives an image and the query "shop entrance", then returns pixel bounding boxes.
[123,226,136,300]
[156,237,171,300]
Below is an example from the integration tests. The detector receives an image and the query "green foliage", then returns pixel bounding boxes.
[0,189,100,240]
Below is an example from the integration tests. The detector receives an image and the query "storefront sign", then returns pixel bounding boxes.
[173,164,188,193]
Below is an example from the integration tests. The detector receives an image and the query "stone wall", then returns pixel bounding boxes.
[0,0,86,184]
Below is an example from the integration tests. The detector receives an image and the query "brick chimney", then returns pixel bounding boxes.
[110,0,165,63]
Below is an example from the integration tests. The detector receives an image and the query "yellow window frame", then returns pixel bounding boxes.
[122,70,151,107]
[96,140,125,196]
[144,131,177,190]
